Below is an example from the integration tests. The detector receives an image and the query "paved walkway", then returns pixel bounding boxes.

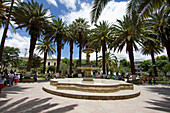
[0,80,170,113]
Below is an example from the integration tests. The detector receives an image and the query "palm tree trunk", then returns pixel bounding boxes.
[27,35,37,71]
[70,39,73,77]
[151,50,158,77]
[0,0,14,62]
[43,50,47,74]
[96,49,98,66]
[56,40,61,73]
[102,38,106,74]
[79,32,82,67]
[128,41,135,75]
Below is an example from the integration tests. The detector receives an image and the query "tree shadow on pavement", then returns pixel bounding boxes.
[0,97,78,113]
[146,86,170,97]
[0,86,32,98]
[46,104,78,113]
[145,97,170,112]
[145,86,170,112]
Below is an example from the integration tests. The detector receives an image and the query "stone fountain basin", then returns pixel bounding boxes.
[50,78,133,93]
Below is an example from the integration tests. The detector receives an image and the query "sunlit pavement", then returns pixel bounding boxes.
[0,79,170,113]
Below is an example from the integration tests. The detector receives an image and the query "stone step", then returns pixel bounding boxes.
[42,85,140,100]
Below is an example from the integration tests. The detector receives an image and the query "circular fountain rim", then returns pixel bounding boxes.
[50,78,132,86]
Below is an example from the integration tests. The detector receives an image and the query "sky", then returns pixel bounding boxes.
[0,0,167,61]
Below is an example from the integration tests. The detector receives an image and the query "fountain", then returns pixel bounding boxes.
[43,48,140,100]
[77,48,99,83]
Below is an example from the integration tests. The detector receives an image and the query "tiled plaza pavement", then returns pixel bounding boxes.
[0,80,170,113]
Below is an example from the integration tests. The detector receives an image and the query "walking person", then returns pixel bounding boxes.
[14,74,19,85]
[0,76,6,93]
[8,72,14,86]
[149,76,152,85]
[153,77,156,85]
[34,73,37,82]
[4,72,9,86]
[20,72,24,82]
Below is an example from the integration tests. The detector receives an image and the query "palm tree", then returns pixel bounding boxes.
[99,51,117,75]
[72,18,90,67]
[127,0,169,20]
[91,0,111,23]
[147,6,170,61]
[88,39,101,67]
[109,15,143,75]
[141,38,164,77]
[87,30,101,67]
[49,18,66,73]
[90,21,112,74]
[36,37,56,74]
[13,0,52,72]
[65,24,76,76]
[0,0,14,63]
[0,0,9,27]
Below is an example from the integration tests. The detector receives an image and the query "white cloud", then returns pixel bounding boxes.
[45,9,53,22]
[60,2,91,24]
[1,29,31,57]
[0,28,57,59]
[46,0,58,7]
[97,1,127,24]
[59,0,77,10]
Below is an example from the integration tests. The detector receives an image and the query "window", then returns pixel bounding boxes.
[48,62,50,66]
[54,62,56,66]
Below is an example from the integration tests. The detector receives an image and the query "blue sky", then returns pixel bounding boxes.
[0,0,166,61]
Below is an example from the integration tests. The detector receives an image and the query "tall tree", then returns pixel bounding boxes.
[13,0,52,72]
[0,0,9,27]
[90,21,112,74]
[1,46,20,71]
[36,37,56,74]
[49,18,66,73]
[109,15,143,75]
[91,0,110,23]
[0,0,14,63]
[127,0,169,20]
[99,52,117,75]
[141,38,164,76]
[66,24,76,76]
[88,33,101,67]
[73,18,90,68]
[147,6,170,61]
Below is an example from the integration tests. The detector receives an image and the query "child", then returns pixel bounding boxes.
[0,76,6,93]
[14,74,19,85]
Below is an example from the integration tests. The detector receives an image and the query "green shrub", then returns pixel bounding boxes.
[36,74,48,78]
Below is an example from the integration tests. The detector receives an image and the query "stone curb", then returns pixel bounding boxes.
[42,86,140,100]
